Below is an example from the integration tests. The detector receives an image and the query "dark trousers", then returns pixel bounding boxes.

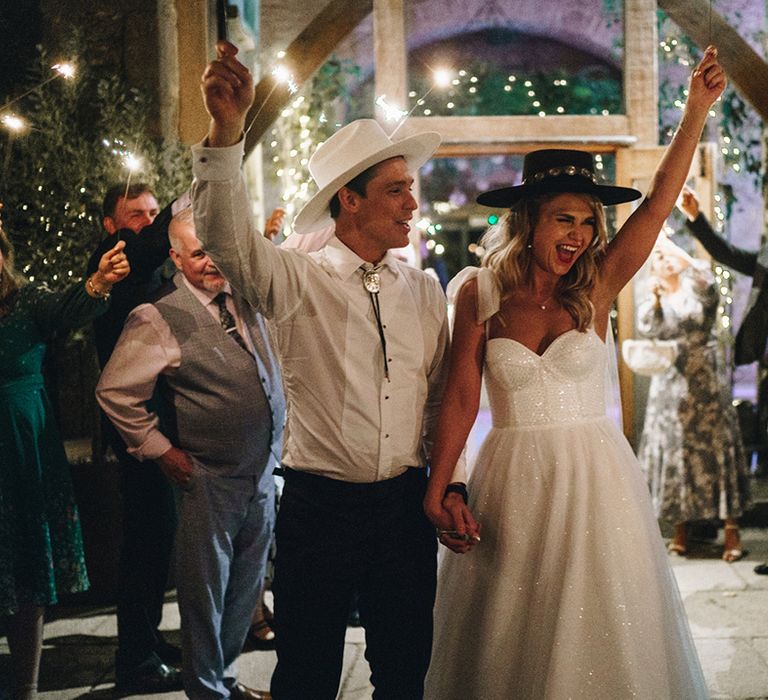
[109,423,177,672]
[270,467,437,700]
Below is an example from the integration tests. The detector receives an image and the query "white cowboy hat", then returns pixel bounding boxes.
[292,119,441,235]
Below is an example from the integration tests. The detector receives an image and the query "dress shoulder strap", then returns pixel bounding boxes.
[446,266,501,324]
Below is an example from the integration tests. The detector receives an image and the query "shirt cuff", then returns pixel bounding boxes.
[129,431,173,462]
[191,138,245,182]
[449,446,468,484]
[171,190,192,214]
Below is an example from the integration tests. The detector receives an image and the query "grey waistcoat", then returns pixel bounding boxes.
[154,278,272,477]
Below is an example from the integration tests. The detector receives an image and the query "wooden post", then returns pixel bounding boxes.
[373,0,407,122]
[617,0,660,438]
[157,0,180,141]
[624,0,658,148]
[177,0,211,145]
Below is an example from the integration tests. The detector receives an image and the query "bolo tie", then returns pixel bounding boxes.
[362,264,390,381]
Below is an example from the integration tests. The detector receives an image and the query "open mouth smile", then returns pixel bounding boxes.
[556,243,579,263]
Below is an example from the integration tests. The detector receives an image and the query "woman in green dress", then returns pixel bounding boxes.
[0,223,129,699]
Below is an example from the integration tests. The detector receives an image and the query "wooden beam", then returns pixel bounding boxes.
[658,0,768,121]
[398,115,635,147]
[244,0,373,157]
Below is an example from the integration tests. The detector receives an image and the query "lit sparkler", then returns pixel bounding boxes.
[244,61,299,136]
[389,67,453,137]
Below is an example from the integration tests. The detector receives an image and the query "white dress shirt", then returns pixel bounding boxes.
[191,139,452,483]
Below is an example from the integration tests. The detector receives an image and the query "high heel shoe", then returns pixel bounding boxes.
[723,523,746,563]
[723,547,746,563]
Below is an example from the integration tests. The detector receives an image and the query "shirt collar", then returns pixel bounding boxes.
[179,274,233,307]
[323,236,402,282]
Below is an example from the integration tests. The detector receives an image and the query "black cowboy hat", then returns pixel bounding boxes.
[476,149,642,208]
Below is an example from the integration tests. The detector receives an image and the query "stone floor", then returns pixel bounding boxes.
[3,435,768,698]
[2,527,768,699]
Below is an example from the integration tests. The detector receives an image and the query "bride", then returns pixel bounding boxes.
[423,47,724,699]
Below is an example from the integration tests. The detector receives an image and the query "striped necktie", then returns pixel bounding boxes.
[214,292,251,355]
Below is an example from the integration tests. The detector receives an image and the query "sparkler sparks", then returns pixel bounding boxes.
[52,63,76,80]
[1,113,27,133]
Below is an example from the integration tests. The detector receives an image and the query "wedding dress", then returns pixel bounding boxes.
[424,267,708,700]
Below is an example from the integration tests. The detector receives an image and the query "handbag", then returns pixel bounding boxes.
[621,339,678,376]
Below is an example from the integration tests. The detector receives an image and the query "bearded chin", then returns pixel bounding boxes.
[203,276,226,293]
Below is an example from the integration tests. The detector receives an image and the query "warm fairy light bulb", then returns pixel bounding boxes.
[2,113,27,132]
[433,69,452,88]
[52,62,76,79]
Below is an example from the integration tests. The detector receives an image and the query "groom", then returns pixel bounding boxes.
[191,41,459,699]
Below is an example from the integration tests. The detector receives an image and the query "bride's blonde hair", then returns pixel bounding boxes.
[480,192,608,331]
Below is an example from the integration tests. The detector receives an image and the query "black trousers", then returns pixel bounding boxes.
[270,467,437,700]
[108,421,177,672]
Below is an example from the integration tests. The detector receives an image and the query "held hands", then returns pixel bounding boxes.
[424,490,481,555]
[201,40,255,146]
[157,446,194,486]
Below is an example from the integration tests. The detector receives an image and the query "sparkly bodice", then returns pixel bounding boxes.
[484,328,607,429]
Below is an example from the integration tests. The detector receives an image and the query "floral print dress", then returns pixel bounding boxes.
[637,264,751,524]
[0,282,107,615]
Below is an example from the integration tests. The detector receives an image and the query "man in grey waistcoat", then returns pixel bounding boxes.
[96,207,283,700]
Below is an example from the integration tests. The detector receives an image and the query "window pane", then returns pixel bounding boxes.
[404,1,624,118]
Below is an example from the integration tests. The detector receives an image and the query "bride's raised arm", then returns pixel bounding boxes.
[596,46,726,305]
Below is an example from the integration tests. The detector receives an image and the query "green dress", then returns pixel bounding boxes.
[0,281,108,615]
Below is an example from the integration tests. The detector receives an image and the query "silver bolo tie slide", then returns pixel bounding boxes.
[362,267,389,381]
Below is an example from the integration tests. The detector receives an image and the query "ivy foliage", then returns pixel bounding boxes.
[265,56,361,228]
[0,33,190,290]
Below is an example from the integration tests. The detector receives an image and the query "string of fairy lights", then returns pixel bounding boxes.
[658,22,742,338]
[0,60,168,284]
[0,29,751,313]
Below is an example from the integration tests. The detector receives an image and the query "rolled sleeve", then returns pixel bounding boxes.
[96,305,178,462]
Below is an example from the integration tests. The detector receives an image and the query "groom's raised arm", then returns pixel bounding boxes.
[191,40,307,322]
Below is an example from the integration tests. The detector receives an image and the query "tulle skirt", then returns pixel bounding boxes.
[425,417,708,700]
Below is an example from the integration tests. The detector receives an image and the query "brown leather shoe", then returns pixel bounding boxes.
[229,682,272,700]
[115,660,183,694]
[244,619,276,651]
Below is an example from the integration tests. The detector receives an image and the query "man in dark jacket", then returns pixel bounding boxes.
[87,183,184,691]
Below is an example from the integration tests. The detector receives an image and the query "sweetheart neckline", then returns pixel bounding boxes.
[487,328,603,359]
